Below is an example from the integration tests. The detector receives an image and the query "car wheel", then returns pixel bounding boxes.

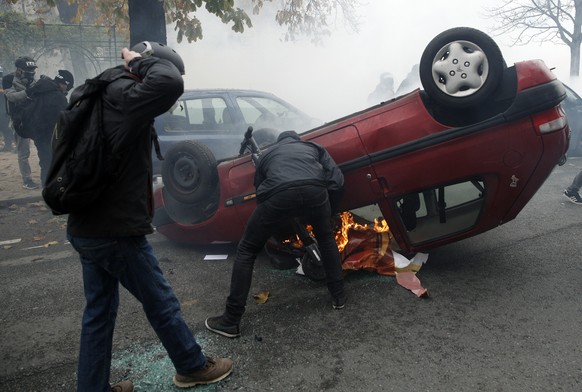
[161,140,219,204]
[420,27,505,108]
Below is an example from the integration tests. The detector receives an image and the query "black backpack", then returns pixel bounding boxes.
[42,70,131,215]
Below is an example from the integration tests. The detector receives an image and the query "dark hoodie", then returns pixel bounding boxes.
[21,78,68,141]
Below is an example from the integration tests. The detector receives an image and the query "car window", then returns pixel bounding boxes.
[236,96,305,131]
[185,97,229,130]
[395,179,485,245]
[161,97,229,132]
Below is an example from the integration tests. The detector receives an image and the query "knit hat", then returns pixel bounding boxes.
[54,69,74,90]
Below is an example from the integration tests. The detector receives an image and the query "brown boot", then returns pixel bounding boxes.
[173,357,233,388]
[111,380,133,392]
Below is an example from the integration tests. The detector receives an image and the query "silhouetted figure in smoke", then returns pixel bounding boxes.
[396,63,421,96]
[368,72,395,105]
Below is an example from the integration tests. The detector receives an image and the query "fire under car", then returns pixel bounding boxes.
[152,27,569,268]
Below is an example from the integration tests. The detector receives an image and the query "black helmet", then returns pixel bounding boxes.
[15,56,37,72]
[130,41,185,75]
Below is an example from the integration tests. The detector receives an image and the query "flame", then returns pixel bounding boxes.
[335,211,389,253]
[282,212,390,253]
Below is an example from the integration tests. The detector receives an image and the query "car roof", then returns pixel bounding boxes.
[180,88,280,98]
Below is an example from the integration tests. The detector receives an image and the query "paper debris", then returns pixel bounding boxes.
[203,254,228,260]
[295,259,305,275]
[395,271,428,298]
[0,238,22,246]
[393,251,428,269]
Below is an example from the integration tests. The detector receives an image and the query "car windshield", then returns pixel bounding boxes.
[236,96,314,134]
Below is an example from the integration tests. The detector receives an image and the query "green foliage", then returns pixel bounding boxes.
[5,0,360,44]
[0,11,44,70]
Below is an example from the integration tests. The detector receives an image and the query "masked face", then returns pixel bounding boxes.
[22,71,36,84]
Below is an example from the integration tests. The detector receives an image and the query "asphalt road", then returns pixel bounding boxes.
[1,159,581,392]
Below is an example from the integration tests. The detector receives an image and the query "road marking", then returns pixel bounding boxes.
[0,250,74,267]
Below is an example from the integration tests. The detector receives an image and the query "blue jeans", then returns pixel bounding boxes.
[68,235,206,392]
[223,185,345,324]
[567,170,582,193]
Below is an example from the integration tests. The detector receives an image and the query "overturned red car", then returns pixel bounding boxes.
[152,27,569,256]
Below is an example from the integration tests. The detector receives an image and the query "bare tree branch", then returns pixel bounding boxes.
[486,0,582,75]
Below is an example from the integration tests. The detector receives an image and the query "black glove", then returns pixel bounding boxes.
[26,79,50,97]
[26,84,40,97]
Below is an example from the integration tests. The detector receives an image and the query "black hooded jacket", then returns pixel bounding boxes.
[22,78,68,141]
[67,57,184,237]
[254,131,344,203]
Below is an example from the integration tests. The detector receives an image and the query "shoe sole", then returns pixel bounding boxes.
[332,296,347,310]
[563,193,582,205]
[205,319,241,338]
[172,366,233,388]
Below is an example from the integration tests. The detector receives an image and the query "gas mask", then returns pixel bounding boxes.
[21,71,36,85]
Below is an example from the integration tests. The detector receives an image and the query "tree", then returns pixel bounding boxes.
[487,0,582,76]
[0,10,44,70]
[6,0,361,44]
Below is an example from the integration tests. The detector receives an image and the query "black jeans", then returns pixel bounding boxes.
[33,135,51,186]
[223,185,344,324]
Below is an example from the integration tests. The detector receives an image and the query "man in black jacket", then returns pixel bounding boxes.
[206,130,346,338]
[0,65,14,152]
[23,69,73,185]
[66,43,233,392]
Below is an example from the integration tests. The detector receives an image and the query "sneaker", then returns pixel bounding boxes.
[564,189,582,205]
[332,294,347,310]
[22,180,39,190]
[111,380,134,392]
[173,357,233,388]
[205,316,241,338]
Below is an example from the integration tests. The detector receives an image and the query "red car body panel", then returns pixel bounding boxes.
[153,60,568,253]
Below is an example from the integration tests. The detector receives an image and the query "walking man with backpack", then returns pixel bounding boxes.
[3,56,39,189]
[65,43,233,392]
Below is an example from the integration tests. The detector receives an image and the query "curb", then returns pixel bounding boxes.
[0,194,44,207]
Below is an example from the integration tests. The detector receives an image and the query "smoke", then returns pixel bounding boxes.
[167,1,573,121]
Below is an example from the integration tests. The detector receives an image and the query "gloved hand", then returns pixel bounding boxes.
[25,79,51,97]
[26,83,40,98]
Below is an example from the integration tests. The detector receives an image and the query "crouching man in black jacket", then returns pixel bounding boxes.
[206,130,346,339]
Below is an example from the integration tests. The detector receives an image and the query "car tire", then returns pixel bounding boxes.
[420,27,505,108]
[301,252,326,281]
[161,140,219,204]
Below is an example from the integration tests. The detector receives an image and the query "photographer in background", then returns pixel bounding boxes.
[4,56,39,189]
